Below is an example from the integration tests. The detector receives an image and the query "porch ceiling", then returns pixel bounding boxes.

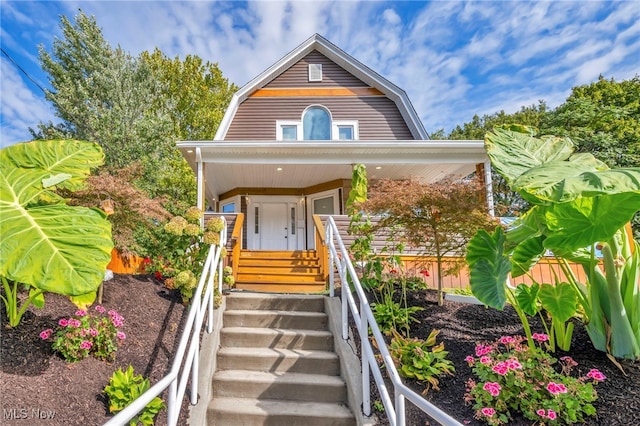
[176,140,488,199]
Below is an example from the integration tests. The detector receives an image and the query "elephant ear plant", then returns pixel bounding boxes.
[0,140,113,327]
[466,125,640,360]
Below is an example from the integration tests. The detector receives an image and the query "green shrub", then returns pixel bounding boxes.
[103,365,165,426]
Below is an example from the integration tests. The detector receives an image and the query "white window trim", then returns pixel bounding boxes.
[219,195,240,213]
[276,120,303,141]
[276,117,358,141]
[332,120,359,140]
[308,64,322,82]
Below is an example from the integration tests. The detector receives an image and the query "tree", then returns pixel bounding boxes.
[541,75,640,169]
[33,11,173,169]
[363,177,499,305]
[32,11,236,212]
[141,49,238,140]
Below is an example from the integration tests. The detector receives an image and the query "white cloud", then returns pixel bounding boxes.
[0,61,55,147]
[1,0,638,141]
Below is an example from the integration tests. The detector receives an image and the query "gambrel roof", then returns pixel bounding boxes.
[215,33,428,140]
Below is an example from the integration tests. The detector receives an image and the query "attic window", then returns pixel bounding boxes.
[308,64,322,82]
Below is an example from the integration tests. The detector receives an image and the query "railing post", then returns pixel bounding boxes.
[167,380,177,426]
[361,298,371,417]
[341,265,348,340]
[327,223,335,297]
[396,394,406,426]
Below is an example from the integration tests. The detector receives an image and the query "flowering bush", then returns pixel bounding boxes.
[464,334,604,425]
[41,306,125,362]
[146,208,224,303]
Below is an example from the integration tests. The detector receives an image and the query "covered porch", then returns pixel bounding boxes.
[177,140,493,252]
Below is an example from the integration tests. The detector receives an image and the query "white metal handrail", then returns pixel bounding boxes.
[325,216,463,426]
[104,219,227,426]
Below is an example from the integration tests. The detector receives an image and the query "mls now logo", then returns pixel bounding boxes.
[3,408,28,420]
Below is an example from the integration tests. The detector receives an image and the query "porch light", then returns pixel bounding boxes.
[276,167,283,171]
[376,166,382,170]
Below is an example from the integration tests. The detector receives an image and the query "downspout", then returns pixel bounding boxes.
[196,147,204,228]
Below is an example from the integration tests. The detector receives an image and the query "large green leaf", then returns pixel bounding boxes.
[467,227,511,310]
[515,283,540,316]
[543,194,640,252]
[510,235,545,277]
[0,140,112,297]
[539,283,578,323]
[1,139,104,206]
[514,158,640,204]
[485,125,574,184]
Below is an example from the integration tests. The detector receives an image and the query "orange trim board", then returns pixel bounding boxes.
[249,87,384,97]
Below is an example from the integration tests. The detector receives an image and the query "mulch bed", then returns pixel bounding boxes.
[367,289,640,425]
[0,274,189,426]
[2,276,639,425]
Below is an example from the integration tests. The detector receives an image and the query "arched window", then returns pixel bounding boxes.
[303,106,331,140]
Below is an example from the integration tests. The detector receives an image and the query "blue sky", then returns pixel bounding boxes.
[1,1,639,147]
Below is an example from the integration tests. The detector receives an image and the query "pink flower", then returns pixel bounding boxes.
[475,344,492,356]
[586,369,606,381]
[480,356,492,365]
[483,382,501,397]
[95,305,106,314]
[492,362,509,375]
[532,333,549,342]
[39,329,53,340]
[537,409,546,417]
[116,331,126,340]
[69,319,82,328]
[546,382,568,395]
[89,328,99,337]
[465,356,475,364]
[481,407,496,417]
[547,409,557,420]
[499,335,515,345]
[75,309,87,316]
[58,318,69,327]
[80,341,93,349]
[505,358,522,370]
[560,356,578,366]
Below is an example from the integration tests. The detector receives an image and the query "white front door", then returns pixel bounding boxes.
[261,203,289,250]
[247,196,300,250]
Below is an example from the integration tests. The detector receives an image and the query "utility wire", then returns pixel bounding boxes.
[1,47,47,93]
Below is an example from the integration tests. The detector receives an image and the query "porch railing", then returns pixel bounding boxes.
[103,219,227,426]
[324,216,463,426]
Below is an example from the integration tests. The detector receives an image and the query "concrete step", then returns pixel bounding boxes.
[208,397,355,426]
[216,347,340,375]
[224,310,328,330]
[226,293,326,312]
[212,370,347,403]
[221,327,334,351]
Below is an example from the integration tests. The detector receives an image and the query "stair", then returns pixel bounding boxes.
[207,293,356,425]
[235,250,326,293]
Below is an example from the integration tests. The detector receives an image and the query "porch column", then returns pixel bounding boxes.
[476,162,495,216]
[196,147,204,227]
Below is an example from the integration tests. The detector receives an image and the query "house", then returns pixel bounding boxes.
[177,33,491,290]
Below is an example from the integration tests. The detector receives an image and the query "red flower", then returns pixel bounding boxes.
[420,269,430,277]
[154,271,163,281]
[143,257,151,264]
[390,269,398,274]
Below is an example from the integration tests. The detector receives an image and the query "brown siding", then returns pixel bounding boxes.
[226,97,413,140]
[268,51,368,88]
